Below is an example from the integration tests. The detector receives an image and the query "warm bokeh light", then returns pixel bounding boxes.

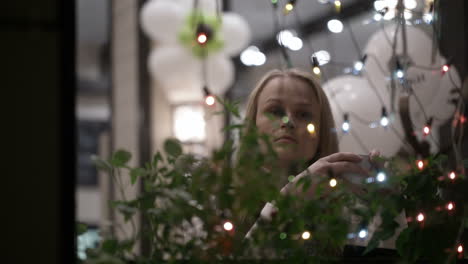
[458,245,463,253]
[447,202,454,211]
[329,178,337,187]
[423,126,430,135]
[417,160,424,170]
[313,66,321,75]
[449,171,456,180]
[197,33,207,44]
[223,221,233,231]
[205,95,215,106]
[302,231,311,240]
[284,3,294,12]
[442,64,449,72]
[417,213,425,222]
[307,123,315,134]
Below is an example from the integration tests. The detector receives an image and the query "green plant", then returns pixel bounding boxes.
[79,100,468,263]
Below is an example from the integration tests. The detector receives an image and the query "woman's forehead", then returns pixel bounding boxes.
[258,76,319,104]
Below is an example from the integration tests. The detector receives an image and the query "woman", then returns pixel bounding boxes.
[242,68,380,238]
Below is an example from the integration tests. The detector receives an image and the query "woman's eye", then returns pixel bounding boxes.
[298,111,313,119]
[268,107,284,116]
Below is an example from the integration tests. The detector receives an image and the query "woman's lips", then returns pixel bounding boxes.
[275,136,297,143]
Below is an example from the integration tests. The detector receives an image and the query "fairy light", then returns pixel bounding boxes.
[203,86,215,106]
[380,107,389,127]
[449,171,456,180]
[334,0,341,12]
[423,125,430,136]
[417,160,424,170]
[195,23,212,45]
[311,56,321,75]
[417,213,425,222]
[197,33,207,44]
[223,221,233,231]
[446,202,454,211]
[329,178,337,188]
[421,117,432,136]
[301,231,311,240]
[342,113,350,133]
[441,64,450,75]
[284,0,295,14]
[358,229,368,238]
[307,123,316,134]
[376,172,386,182]
[457,245,463,253]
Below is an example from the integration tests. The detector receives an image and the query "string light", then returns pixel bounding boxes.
[301,231,311,240]
[376,172,386,182]
[380,107,389,127]
[203,86,215,106]
[442,64,450,74]
[284,0,295,14]
[334,0,341,12]
[449,171,456,180]
[417,160,424,170]
[446,202,454,211]
[354,61,364,72]
[358,229,368,238]
[457,245,463,253]
[342,113,350,133]
[223,221,234,231]
[329,178,337,188]
[307,123,316,134]
[416,213,425,222]
[195,23,212,45]
[422,118,433,136]
[311,56,321,75]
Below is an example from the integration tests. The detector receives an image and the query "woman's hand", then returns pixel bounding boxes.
[281,152,374,198]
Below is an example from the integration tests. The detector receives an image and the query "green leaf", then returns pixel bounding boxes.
[101,239,119,254]
[130,167,145,185]
[110,149,132,167]
[164,138,183,158]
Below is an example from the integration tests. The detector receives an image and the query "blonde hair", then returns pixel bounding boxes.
[243,68,339,163]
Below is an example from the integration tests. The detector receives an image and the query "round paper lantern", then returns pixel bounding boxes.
[323,75,404,157]
[140,0,186,44]
[363,25,451,125]
[149,46,203,102]
[220,12,251,56]
[205,54,234,95]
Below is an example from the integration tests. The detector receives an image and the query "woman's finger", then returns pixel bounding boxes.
[329,161,370,178]
[324,152,363,163]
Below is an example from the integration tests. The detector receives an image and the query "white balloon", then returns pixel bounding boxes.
[148,47,235,103]
[175,0,219,15]
[364,25,447,118]
[205,54,234,95]
[426,67,461,123]
[323,75,404,157]
[140,0,186,43]
[148,46,203,102]
[220,12,251,56]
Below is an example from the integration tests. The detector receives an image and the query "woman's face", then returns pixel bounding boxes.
[255,76,321,166]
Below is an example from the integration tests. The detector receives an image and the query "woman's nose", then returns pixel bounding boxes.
[281,115,296,129]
